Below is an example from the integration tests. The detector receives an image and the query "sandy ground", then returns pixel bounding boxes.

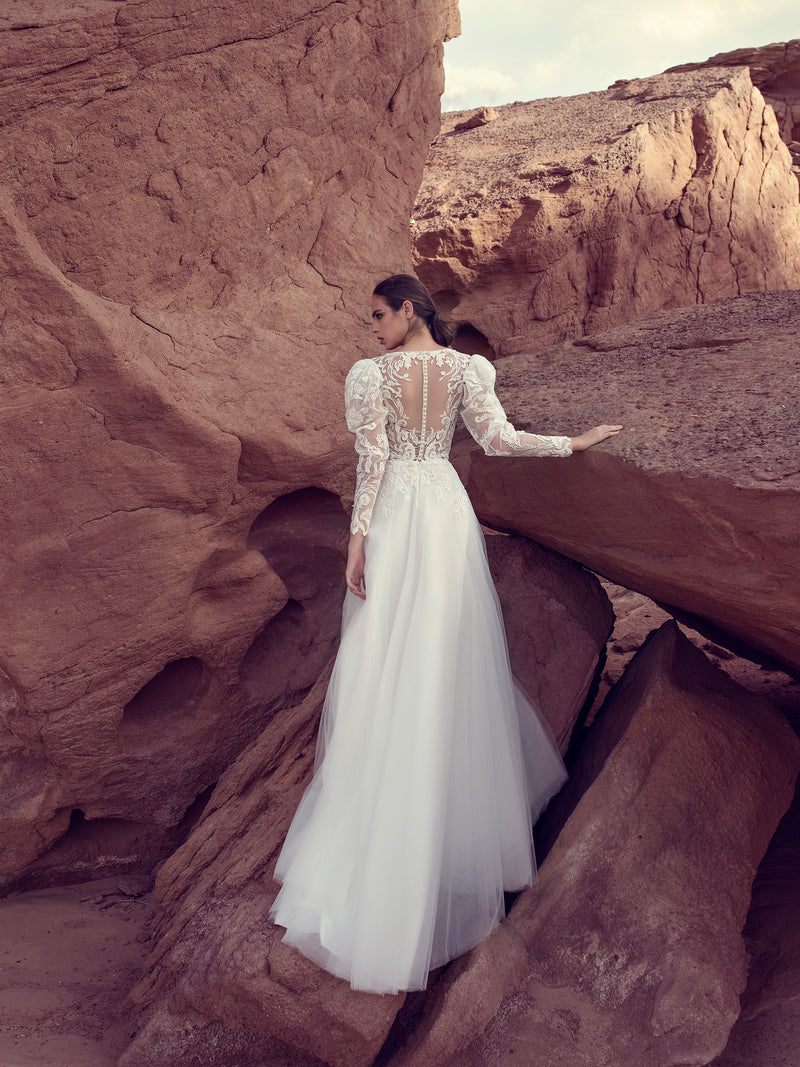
[0,877,154,1067]
[1,587,797,1067]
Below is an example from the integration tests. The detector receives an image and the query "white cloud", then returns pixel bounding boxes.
[444,0,800,109]
[443,65,518,110]
[636,3,722,42]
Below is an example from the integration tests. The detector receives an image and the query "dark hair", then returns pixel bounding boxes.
[373,274,455,347]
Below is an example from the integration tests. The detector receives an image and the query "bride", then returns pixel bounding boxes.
[270,274,621,994]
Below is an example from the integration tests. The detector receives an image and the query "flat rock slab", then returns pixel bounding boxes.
[453,289,800,676]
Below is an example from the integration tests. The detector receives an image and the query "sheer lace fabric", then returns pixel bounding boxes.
[270,349,570,994]
[345,351,572,535]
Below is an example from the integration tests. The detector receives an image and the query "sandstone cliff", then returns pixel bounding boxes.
[0,0,458,891]
[668,38,800,174]
[413,65,800,356]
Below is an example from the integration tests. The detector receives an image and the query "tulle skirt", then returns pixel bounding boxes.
[270,458,567,994]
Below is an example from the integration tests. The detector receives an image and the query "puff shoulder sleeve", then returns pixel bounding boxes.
[344,359,389,535]
[461,354,572,457]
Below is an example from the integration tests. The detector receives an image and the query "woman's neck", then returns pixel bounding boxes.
[393,325,441,352]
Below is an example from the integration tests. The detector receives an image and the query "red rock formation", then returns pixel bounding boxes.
[668,39,800,176]
[413,67,800,356]
[120,537,613,1066]
[121,668,398,1067]
[5,6,800,1062]
[383,624,800,1066]
[452,289,800,677]
[486,534,613,749]
[711,773,800,1067]
[0,0,459,890]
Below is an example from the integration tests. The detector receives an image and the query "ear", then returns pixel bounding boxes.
[401,299,414,319]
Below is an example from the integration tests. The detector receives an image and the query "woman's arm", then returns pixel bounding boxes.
[345,360,389,537]
[463,355,621,457]
[344,361,389,601]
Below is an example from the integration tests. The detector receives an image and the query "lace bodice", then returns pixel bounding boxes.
[344,350,572,535]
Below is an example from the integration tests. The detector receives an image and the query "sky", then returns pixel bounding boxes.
[443,1,799,111]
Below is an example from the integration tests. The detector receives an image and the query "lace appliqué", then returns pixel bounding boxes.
[344,349,572,535]
[461,356,573,458]
[345,360,389,536]
[377,459,468,521]
[375,349,465,462]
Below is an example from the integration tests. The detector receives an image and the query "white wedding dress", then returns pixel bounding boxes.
[270,350,571,994]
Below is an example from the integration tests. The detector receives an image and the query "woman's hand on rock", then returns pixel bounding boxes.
[570,424,623,452]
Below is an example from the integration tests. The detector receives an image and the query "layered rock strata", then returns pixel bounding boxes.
[120,537,612,1067]
[0,0,459,890]
[383,624,800,1067]
[413,67,800,356]
[452,288,800,677]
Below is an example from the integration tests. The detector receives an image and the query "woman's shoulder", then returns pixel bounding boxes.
[345,357,382,386]
[462,352,495,383]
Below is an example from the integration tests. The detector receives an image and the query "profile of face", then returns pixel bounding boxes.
[371,295,414,350]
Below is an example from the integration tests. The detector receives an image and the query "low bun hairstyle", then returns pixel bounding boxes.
[373,274,456,348]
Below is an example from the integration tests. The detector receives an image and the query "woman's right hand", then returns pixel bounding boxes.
[346,532,367,599]
[570,424,623,451]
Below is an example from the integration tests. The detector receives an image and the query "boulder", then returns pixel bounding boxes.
[710,771,800,1067]
[487,533,613,750]
[413,67,800,356]
[120,534,611,1064]
[668,39,800,173]
[120,668,402,1067]
[452,289,800,677]
[0,0,459,890]
[383,623,800,1067]
[453,106,498,131]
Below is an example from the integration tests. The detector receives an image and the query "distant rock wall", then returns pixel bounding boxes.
[0,0,459,891]
[668,39,800,176]
[413,67,800,356]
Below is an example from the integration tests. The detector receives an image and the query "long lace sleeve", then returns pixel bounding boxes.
[461,354,572,458]
[344,359,389,535]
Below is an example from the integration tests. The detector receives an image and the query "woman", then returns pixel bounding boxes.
[270,275,621,995]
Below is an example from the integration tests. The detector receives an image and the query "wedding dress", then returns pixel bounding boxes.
[270,350,570,995]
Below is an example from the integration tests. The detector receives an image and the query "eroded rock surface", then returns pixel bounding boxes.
[668,39,800,175]
[413,67,800,356]
[711,771,800,1067]
[453,289,800,677]
[120,536,611,1066]
[0,0,459,890]
[384,624,800,1067]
